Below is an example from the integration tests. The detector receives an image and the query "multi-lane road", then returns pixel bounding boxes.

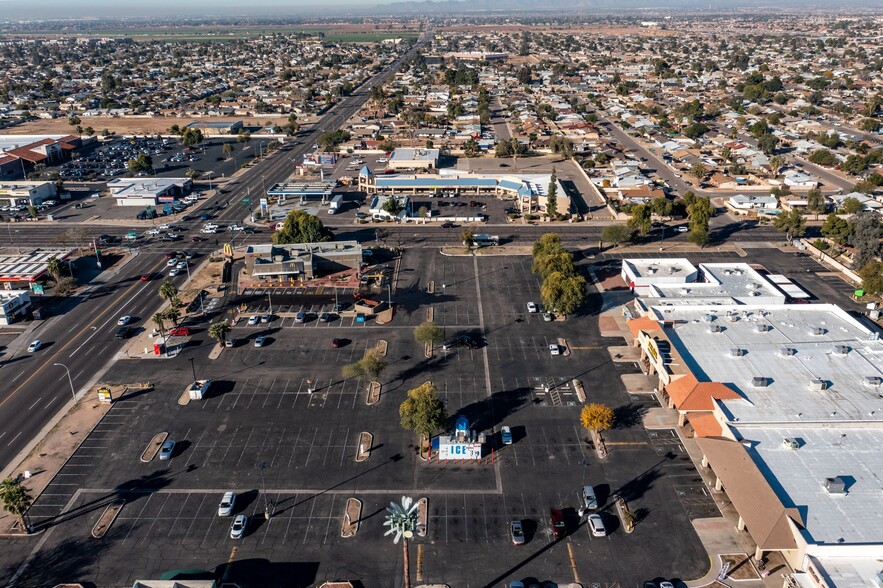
[0,30,433,471]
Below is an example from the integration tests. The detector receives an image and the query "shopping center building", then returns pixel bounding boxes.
[619,259,883,588]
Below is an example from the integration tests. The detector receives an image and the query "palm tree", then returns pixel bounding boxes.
[46,257,62,282]
[208,322,232,346]
[164,306,181,327]
[159,280,179,305]
[0,477,33,533]
[152,312,167,338]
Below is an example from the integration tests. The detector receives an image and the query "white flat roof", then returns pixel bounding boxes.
[108,178,189,197]
[733,426,883,545]
[649,304,883,424]
[651,263,784,302]
[622,258,697,279]
[0,134,68,153]
[390,148,440,162]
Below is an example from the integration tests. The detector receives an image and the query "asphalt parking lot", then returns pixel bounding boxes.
[7,249,709,588]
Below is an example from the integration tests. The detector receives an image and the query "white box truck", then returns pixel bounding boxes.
[328,194,344,214]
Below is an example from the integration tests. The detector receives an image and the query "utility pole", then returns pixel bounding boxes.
[257,462,272,519]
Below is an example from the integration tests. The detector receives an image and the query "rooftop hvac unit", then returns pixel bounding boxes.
[648,267,657,274]
[783,438,800,449]
[824,477,847,495]
[780,346,795,357]
[708,324,722,333]
[755,324,769,333]
[862,376,881,389]
[726,313,738,323]
[702,314,715,323]
[833,345,850,356]
[752,376,769,387]
[729,348,745,357]
[810,378,829,391]
[812,327,826,336]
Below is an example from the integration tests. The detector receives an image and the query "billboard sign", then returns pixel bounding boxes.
[437,441,482,460]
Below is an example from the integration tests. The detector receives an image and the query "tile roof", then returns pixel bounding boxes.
[666,374,741,411]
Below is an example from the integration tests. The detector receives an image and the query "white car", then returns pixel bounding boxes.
[146,228,162,236]
[200,228,218,234]
[168,268,181,277]
[527,302,538,313]
[27,340,42,353]
[158,223,170,230]
[218,492,236,517]
[675,226,689,233]
[230,514,247,539]
[117,316,131,325]
[588,513,607,537]
[550,344,560,356]
[254,336,266,347]
[248,315,259,326]
[228,225,244,232]
[166,259,178,267]
[176,261,188,269]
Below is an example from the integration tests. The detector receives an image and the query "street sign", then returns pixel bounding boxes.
[242,198,251,203]
[30,284,44,295]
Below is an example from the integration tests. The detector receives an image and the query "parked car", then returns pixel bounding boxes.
[581,485,599,510]
[229,514,247,539]
[527,302,538,313]
[218,492,236,516]
[550,508,566,538]
[456,334,480,349]
[675,226,689,233]
[254,336,266,347]
[159,440,175,460]
[588,514,606,537]
[295,311,306,323]
[501,426,513,445]
[169,327,190,337]
[260,313,271,323]
[319,312,331,322]
[550,344,560,356]
[225,338,235,348]
[331,338,343,349]
[510,519,525,545]
[27,340,42,353]
[248,315,259,326]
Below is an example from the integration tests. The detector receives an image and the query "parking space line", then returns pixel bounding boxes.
[137,493,171,547]
[261,378,278,409]
[167,492,192,537]
[302,428,319,468]
[182,430,205,470]
[234,429,254,467]
[338,428,350,466]
[245,378,263,409]
[282,493,298,544]
[269,428,286,468]
[275,378,291,410]
[181,494,206,544]
[287,427,302,467]
[322,494,336,545]
[220,427,239,463]
[301,495,317,544]
[121,492,154,544]
[321,428,335,466]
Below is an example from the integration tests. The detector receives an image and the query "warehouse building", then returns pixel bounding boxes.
[107,178,192,207]
[184,120,243,136]
[0,181,58,207]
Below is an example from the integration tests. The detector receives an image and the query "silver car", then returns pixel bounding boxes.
[230,514,247,539]
[510,519,525,545]
[159,440,175,461]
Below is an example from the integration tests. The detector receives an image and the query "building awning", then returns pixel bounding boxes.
[696,437,802,550]
[666,374,741,411]
[687,412,723,438]
[627,316,661,339]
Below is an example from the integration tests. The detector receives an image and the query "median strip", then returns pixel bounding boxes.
[140,432,168,463]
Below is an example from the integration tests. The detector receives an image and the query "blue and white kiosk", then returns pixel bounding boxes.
[432,415,485,460]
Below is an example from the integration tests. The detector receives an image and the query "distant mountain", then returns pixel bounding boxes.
[376,0,880,13]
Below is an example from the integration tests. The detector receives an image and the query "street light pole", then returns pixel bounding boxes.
[189,357,196,381]
[257,462,272,519]
[53,363,77,402]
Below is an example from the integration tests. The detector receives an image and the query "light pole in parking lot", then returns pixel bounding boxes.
[257,462,273,519]
[53,362,77,402]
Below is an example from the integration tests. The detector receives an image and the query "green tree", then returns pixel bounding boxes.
[208,322,232,346]
[689,227,710,247]
[849,212,882,268]
[461,227,474,248]
[533,250,575,280]
[414,321,444,346]
[382,196,404,217]
[237,130,251,145]
[772,209,806,244]
[0,477,33,533]
[222,142,234,159]
[169,124,181,135]
[580,402,614,433]
[532,233,563,258]
[127,153,153,174]
[858,260,883,295]
[185,167,201,180]
[758,133,779,155]
[317,129,351,151]
[821,213,852,245]
[540,271,587,316]
[272,210,332,244]
[68,115,81,127]
[769,155,784,174]
[601,224,634,246]
[180,127,203,147]
[808,149,837,167]
[546,170,558,217]
[399,381,447,445]
[805,187,826,213]
[164,306,181,327]
[841,197,864,215]
[627,203,652,237]
[687,196,715,234]
[463,138,480,158]
[343,347,388,383]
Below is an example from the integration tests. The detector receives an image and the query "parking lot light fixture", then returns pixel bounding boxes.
[53,362,77,402]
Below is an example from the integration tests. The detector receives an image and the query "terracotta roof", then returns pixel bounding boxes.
[4,148,47,163]
[627,316,661,339]
[688,412,723,438]
[696,437,802,550]
[666,374,741,411]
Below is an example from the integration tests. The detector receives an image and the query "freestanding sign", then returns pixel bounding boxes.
[260,198,268,217]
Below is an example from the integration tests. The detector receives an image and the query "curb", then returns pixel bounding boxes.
[355,432,372,462]
[92,499,125,539]
[367,382,381,405]
[140,432,168,462]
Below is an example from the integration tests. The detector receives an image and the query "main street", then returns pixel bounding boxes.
[0,30,432,470]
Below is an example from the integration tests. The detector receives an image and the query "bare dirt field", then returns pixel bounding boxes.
[4,116,315,136]
[438,24,676,37]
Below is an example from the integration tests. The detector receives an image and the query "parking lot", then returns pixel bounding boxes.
[9,249,709,588]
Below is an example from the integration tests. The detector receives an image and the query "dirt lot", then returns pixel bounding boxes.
[4,115,317,136]
[438,24,675,37]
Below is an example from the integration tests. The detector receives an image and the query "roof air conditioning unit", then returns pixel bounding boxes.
[824,477,847,495]
[755,324,768,333]
[709,324,722,333]
[702,314,715,323]
[752,376,769,387]
[810,378,829,391]
[812,327,826,336]
[729,348,745,357]
[783,438,800,449]
[863,376,881,389]
[780,346,795,357]
[726,313,738,323]
[833,345,850,356]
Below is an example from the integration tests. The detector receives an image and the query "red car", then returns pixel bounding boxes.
[331,338,342,349]
[191,236,203,242]
[169,327,190,336]
[268,224,277,230]
[140,273,152,281]
[550,509,566,538]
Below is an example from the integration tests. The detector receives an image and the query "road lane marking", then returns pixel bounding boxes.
[6,431,22,446]
[27,397,43,411]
